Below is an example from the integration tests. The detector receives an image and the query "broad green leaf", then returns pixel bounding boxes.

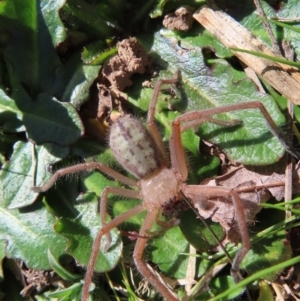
[53,52,101,108]
[0,141,68,209]
[60,0,114,39]
[140,30,288,165]
[180,210,224,252]
[11,84,84,146]
[0,89,24,132]
[0,200,66,270]
[150,226,189,279]
[241,210,292,281]
[235,0,300,59]
[46,282,82,299]
[50,189,122,273]
[209,276,244,300]
[0,0,66,97]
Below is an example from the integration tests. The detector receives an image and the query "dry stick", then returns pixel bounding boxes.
[284,99,294,220]
[253,0,281,54]
[283,42,296,219]
[193,6,300,105]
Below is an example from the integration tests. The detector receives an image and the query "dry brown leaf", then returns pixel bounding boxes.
[193,165,300,244]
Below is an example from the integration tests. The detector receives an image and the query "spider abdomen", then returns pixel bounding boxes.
[109,116,161,179]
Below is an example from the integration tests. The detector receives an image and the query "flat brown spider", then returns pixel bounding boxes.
[32,71,298,301]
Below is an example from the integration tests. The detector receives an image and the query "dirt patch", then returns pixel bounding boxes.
[81,37,151,139]
[163,6,195,32]
[102,37,150,92]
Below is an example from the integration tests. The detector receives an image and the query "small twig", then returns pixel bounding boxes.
[281,35,295,219]
[253,0,281,54]
[284,101,294,219]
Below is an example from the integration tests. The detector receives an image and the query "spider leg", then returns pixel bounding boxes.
[82,204,146,301]
[99,187,141,250]
[32,162,138,192]
[147,71,180,165]
[183,185,250,283]
[133,209,179,301]
[173,101,300,159]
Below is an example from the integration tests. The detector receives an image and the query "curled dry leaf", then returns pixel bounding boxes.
[193,165,300,244]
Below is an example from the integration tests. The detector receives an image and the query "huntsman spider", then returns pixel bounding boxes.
[32,71,298,301]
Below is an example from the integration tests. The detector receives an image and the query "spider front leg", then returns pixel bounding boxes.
[171,101,300,161]
[146,70,180,165]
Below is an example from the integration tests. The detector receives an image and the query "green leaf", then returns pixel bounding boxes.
[11,86,84,146]
[0,0,66,97]
[0,141,68,209]
[144,30,287,165]
[230,47,300,68]
[47,249,81,281]
[180,210,224,252]
[236,0,300,59]
[209,276,244,300]
[81,44,117,66]
[51,191,122,273]
[0,89,24,132]
[0,240,5,281]
[241,210,292,281]
[257,281,273,301]
[208,254,300,301]
[46,282,82,299]
[150,226,189,279]
[0,200,67,270]
[60,0,114,39]
[53,52,101,107]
